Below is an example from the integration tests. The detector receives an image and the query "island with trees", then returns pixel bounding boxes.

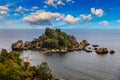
[12,27,115,54]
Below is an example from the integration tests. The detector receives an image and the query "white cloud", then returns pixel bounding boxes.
[23,11,61,26]
[91,8,104,17]
[45,0,57,8]
[15,6,28,12]
[117,20,120,23]
[64,14,80,24]
[57,0,65,5]
[0,6,8,11]
[0,6,9,15]
[99,20,109,26]
[56,15,65,21]
[66,0,75,3]
[15,6,23,12]
[66,0,72,2]
[80,14,92,20]
[44,5,48,8]
[14,13,18,16]
[30,6,39,11]
[0,11,7,15]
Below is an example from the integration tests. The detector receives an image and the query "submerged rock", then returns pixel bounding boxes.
[96,48,108,54]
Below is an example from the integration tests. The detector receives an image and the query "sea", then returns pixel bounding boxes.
[0,29,120,80]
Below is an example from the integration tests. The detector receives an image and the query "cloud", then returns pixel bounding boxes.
[56,15,65,21]
[99,20,109,26]
[45,0,72,8]
[0,6,9,15]
[23,11,61,26]
[0,11,8,15]
[66,0,75,3]
[14,13,18,16]
[64,14,80,24]
[30,6,39,11]
[91,8,104,17]
[15,6,23,12]
[80,14,92,20]
[66,0,72,2]
[15,6,28,12]
[57,0,65,5]
[44,5,48,8]
[117,20,120,23]
[0,6,8,11]
[45,0,57,8]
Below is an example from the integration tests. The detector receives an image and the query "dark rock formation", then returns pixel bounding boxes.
[23,41,32,50]
[85,49,92,53]
[92,45,99,47]
[110,50,115,54]
[94,47,98,50]
[12,40,23,50]
[79,40,89,50]
[96,48,108,54]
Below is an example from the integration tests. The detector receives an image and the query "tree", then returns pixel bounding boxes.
[36,62,53,80]
[0,49,58,80]
[0,60,24,80]
[42,39,58,49]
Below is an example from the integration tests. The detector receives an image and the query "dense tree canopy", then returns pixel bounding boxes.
[0,49,58,80]
[37,27,79,49]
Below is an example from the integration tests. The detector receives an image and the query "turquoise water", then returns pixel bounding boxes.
[0,29,120,80]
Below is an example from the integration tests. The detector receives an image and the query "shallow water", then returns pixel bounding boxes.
[0,29,120,80]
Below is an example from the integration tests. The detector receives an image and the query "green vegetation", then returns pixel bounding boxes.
[0,49,58,80]
[37,27,79,49]
[12,27,81,53]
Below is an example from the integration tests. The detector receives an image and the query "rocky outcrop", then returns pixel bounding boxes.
[96,48,108,54]
[60,48,67,53]
[23,41,32,50]
[79,40,89,50]
[12,40,23,50]
[92,45,99,47]
[110,50,115,54]
[35,41,42,48]
[85,49,92,53]
[11,39,115,55]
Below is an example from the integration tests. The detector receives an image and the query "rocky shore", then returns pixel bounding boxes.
[11,28,115,54]
[12,39,115,54]
[12,40,89,53]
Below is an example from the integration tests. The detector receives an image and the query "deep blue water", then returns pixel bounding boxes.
[0,29,120,80]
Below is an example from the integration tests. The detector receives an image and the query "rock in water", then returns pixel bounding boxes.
[92,45,99,47]
[12,40,23,50]
[79,40,89,50]
[23,41,32,50]
[96,48,108,54]
[110,50,115,54]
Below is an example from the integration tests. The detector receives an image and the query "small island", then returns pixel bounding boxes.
[12,28,115,54]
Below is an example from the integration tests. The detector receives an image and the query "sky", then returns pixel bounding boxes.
[0,0,120,29]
